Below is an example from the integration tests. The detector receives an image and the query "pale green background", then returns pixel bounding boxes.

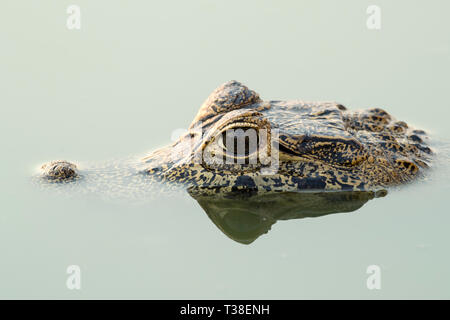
[0,0,449,299]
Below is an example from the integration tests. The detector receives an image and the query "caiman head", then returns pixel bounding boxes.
[143,81,432,194]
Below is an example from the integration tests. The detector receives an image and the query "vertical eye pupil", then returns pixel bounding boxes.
[221,128,260,164]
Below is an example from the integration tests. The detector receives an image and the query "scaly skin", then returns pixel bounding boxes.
[143,81,432,194]
[41,81,432,194]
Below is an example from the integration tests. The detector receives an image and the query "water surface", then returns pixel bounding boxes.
[1,0,449,299]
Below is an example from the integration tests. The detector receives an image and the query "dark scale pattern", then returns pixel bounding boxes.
[41,160,79,182]
[142,81,432,194]
[190,80,261,129]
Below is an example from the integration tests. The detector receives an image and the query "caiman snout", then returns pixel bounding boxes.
[41,160,78,181]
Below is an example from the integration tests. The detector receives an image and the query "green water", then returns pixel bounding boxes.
[1,0,449,299]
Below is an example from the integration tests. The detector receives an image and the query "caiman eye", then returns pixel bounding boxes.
[201,118,271,171]
[217,134,227,151]
[221,127,260,160]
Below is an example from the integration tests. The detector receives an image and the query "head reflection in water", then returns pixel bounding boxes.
[188,189,387,245]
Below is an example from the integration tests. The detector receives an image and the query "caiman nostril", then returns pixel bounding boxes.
[41,160,78,182]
